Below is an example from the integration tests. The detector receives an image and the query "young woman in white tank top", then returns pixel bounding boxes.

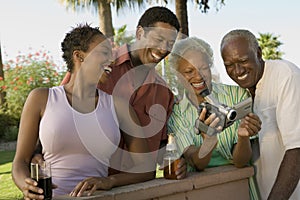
[12,24,154,199]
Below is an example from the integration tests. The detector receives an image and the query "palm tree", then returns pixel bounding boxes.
[59,0,114,38]
[59,0,145,39]
[97,0,114,38]
[258,32,284,60]
[175,0,188,38]
[172,0,225,37]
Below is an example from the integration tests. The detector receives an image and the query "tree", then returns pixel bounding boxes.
[59,0,114,38]
[175,0,188,38]
[0,42,5,106]
[59,0,145,39]
[150,0,225,37]
[257,32,284,60]
[98,0,114,38]
[149,0,225,37]
[113,25,135,47]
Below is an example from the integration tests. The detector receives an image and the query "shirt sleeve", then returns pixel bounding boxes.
[276,65,300,150]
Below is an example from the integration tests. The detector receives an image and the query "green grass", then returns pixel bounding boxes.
[0,150,23,200]
[0,151,164,199]
[156,165,164,178]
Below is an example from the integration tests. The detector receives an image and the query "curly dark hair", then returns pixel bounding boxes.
[61,23,105,72]
[137,6,180,32]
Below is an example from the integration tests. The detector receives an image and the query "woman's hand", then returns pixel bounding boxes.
[70,177,112,197]
[22,177,44,200]
[198,107,222,138]
[238,113,262,137]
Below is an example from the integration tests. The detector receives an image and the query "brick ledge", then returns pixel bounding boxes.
[54,165,254,200]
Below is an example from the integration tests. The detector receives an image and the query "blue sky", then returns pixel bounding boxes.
[1,0,299,84]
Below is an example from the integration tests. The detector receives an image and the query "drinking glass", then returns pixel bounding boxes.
[30,162,52,200]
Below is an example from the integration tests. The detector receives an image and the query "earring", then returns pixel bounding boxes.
[80,58,84,62]
[109,59,115,65]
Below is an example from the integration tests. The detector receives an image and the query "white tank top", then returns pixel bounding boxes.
[39,86,120,196]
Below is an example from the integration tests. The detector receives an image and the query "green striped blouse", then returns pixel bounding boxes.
[167,82,260,200]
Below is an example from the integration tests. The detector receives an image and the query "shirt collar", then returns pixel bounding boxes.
[211,82,223,95]
[113,44,166,85]
[176,82,220,113]
[177,91,195,113]
[112,44,131,67]
[255,61,268,90]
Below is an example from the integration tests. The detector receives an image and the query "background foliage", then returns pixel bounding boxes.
[258,32,283,60]
[0,50,65,141]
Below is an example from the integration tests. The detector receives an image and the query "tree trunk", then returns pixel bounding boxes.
[0,42,5,106]
[97,0,114,40]
[175,0,188,39]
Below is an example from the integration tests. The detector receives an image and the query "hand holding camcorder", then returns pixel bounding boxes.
[194,88,252,136]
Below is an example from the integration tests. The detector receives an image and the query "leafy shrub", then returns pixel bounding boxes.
[0,49,65,118]
[3,126,19,141]
[0,113,19,141]
[0,49,65,140]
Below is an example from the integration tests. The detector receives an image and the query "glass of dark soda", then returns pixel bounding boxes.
[30,162,52,200]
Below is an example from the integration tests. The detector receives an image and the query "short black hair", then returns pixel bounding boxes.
[137,6,180,32]
[61,23,105,72]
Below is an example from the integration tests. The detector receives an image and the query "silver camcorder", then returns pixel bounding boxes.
[194,88,253,136]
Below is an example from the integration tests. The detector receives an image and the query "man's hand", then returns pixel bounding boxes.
[238,113,261,137]
[175,157,187,179]
[31,153,44,165]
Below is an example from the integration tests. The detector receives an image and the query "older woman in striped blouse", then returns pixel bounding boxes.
[167,37,261,200]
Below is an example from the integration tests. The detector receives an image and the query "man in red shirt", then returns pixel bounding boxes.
[60,6,185,178]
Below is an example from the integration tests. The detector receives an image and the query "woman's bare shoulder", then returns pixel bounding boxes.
[25,87,49,109]
[28,87,49,99]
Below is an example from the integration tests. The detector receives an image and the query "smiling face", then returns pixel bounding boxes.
[221,36,264,90]
[137,22,178,67]
[177,49,212,103]
[81,35,112,84]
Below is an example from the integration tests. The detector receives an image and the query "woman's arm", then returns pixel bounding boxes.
[12,88,48,200]
[183,144,213,171]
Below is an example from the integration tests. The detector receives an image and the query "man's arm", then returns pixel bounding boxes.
[232,113,261,168]
[268,148,300,200]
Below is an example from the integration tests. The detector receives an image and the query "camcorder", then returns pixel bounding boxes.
[194,88,253,136]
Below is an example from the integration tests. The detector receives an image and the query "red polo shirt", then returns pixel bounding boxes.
[60,44,174,169]
[99,45,174,154]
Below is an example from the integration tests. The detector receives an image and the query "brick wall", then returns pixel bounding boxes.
[54,165,254,200]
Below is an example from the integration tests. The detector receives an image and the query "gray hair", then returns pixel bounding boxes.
[168,37,214,70]
[220,29,259,52]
